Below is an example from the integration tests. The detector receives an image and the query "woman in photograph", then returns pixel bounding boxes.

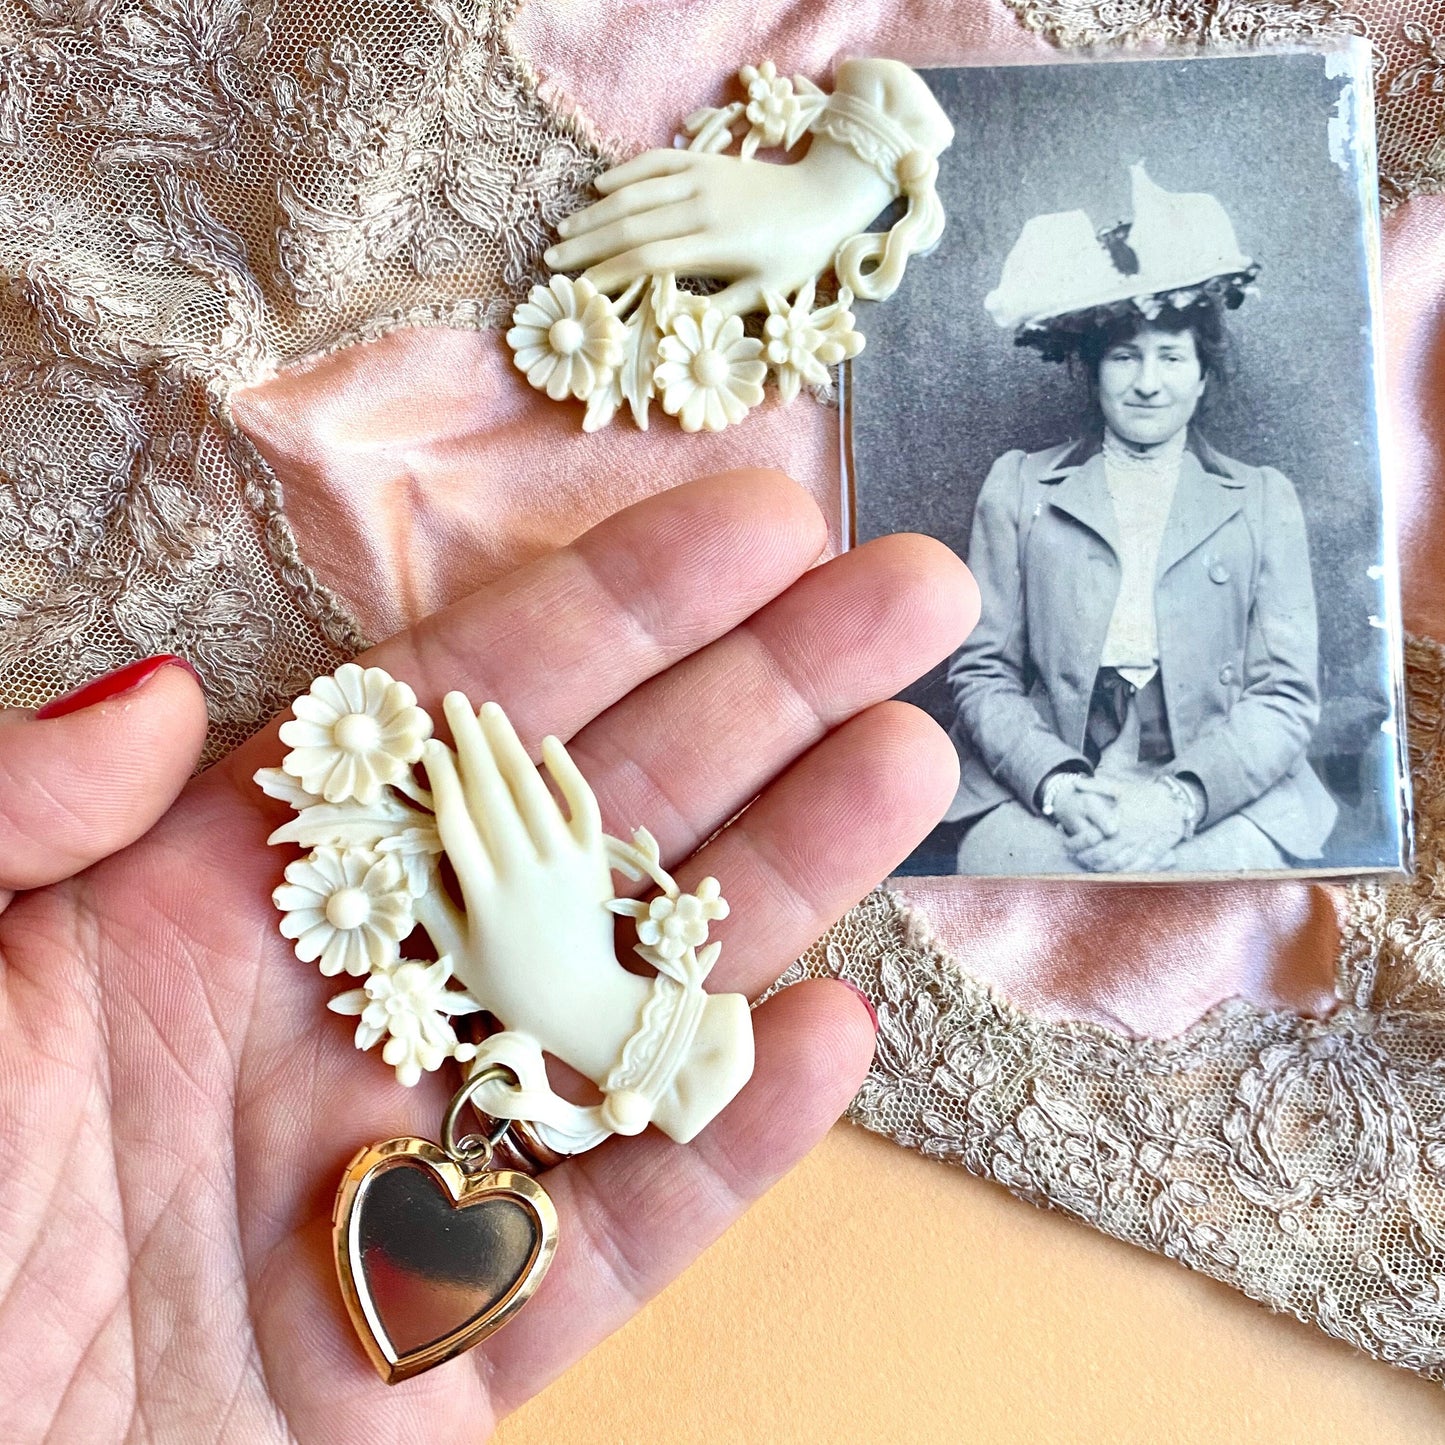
[947,165,1337,876]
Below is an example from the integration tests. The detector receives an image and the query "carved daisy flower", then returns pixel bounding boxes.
[655,308,766,433]
[637,877,730,961]
[740,60,797,151]
[328,956,483,1086]
[274,846,414,977]
[508,274,625,402]
[279,662,431,805]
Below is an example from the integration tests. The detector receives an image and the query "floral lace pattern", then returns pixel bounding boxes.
[783,633,1445,1380]
[0,0,603,754]
[1003,0,1445,203]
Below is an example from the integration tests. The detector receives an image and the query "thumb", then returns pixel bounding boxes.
[0,656,208,895]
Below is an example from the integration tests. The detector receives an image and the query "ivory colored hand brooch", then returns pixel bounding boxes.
[256,664,754,1382]
[507,57,955,432]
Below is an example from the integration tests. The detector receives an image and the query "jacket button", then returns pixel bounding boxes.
[1209,562,1230,584]
[1219,664,1236,686]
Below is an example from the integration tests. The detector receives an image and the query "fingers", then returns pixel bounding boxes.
[442,693,529,867]
[542,735,601,845]
[551,176,697,249]
[664,702,961,999]
[706,278,766,318]
[584,235,721,297]
[1079,794,1120,838]
[389,471,824,750]
[592,148,695,195]
[550,203,701,276]
[563,532,978,890]
[1074,776,1120,797]
[478,702,567,855]
[479,977,876,1414]
[422,739,493,897]
[0,657,207,898]
[221,470,828,793]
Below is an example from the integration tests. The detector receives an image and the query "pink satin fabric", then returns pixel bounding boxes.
[229,7,1441,1038]
[231,328,840,642]
[1383,195,1445,643]
[508,0,1050,155]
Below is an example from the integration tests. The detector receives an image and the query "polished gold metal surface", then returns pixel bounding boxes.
[333,1136,558,1384]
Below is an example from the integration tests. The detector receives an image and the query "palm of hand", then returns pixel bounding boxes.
[0,473,973,1443]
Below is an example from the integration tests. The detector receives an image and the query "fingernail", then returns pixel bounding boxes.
[839,980,879,1034]
[543,247,561,268]
[555,216,573,238]
[36,654,199,720]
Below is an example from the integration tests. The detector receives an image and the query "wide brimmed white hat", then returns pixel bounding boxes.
[986,164,1257,339]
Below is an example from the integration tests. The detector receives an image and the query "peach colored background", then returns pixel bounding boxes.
[500,1126,1445,1443]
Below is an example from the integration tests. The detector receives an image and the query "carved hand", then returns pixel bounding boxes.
[423,694,654,1091]
[544,138,896,318]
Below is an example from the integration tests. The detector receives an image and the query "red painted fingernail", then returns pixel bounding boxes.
[839,980,879,1034]
[36,655,199,720]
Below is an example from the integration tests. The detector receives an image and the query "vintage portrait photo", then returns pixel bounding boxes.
[847,50,1410,881]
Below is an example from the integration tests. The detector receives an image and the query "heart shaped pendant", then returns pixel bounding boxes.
[333,1137,559,1383]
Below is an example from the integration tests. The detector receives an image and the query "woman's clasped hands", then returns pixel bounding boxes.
[1048,773,1198,873]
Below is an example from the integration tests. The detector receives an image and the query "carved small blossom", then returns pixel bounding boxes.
[328,956,483,1086]
[637,877,730,961]
[654,307,765,433]
[507,274,625,402]
[762,283,865,403]
[279,662,431,805]
[740,60,798,156]
[275,846,414,977]
[810,287,866,365]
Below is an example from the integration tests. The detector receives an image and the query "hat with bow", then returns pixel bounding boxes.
[986,164,1259,358]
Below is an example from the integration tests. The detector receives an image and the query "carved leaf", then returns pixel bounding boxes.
[253,766,318,811]
[268,794,426,848]
[682,102,742,154]
[618,286,661,430]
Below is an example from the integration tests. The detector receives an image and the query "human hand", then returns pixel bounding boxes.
[1047,774,1120,849]
[1069,778,1190,873]
[0,469,977,1442]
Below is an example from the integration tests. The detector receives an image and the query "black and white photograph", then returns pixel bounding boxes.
[848,48,1410,881]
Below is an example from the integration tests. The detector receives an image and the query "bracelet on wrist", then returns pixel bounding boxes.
[1040,771,1078,819]
[1155,773,1199,839]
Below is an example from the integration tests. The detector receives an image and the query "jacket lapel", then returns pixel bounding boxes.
[1156,448,1245,578]
[1044,451,1119,555]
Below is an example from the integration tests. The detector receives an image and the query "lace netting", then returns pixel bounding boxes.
[783,634,1445,1380]
[0,0,605,755]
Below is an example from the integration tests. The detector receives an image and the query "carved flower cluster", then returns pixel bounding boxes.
[508,273,863,434]
[259,667,480,1086]
[328,958,483,1088]
[686,59,826,159]
[606,828,729,987]
[505,58,867,434]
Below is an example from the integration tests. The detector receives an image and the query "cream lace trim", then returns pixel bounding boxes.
[0,0,605,757]
[1004,0,1445,204]
[785,634,1445,1381]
